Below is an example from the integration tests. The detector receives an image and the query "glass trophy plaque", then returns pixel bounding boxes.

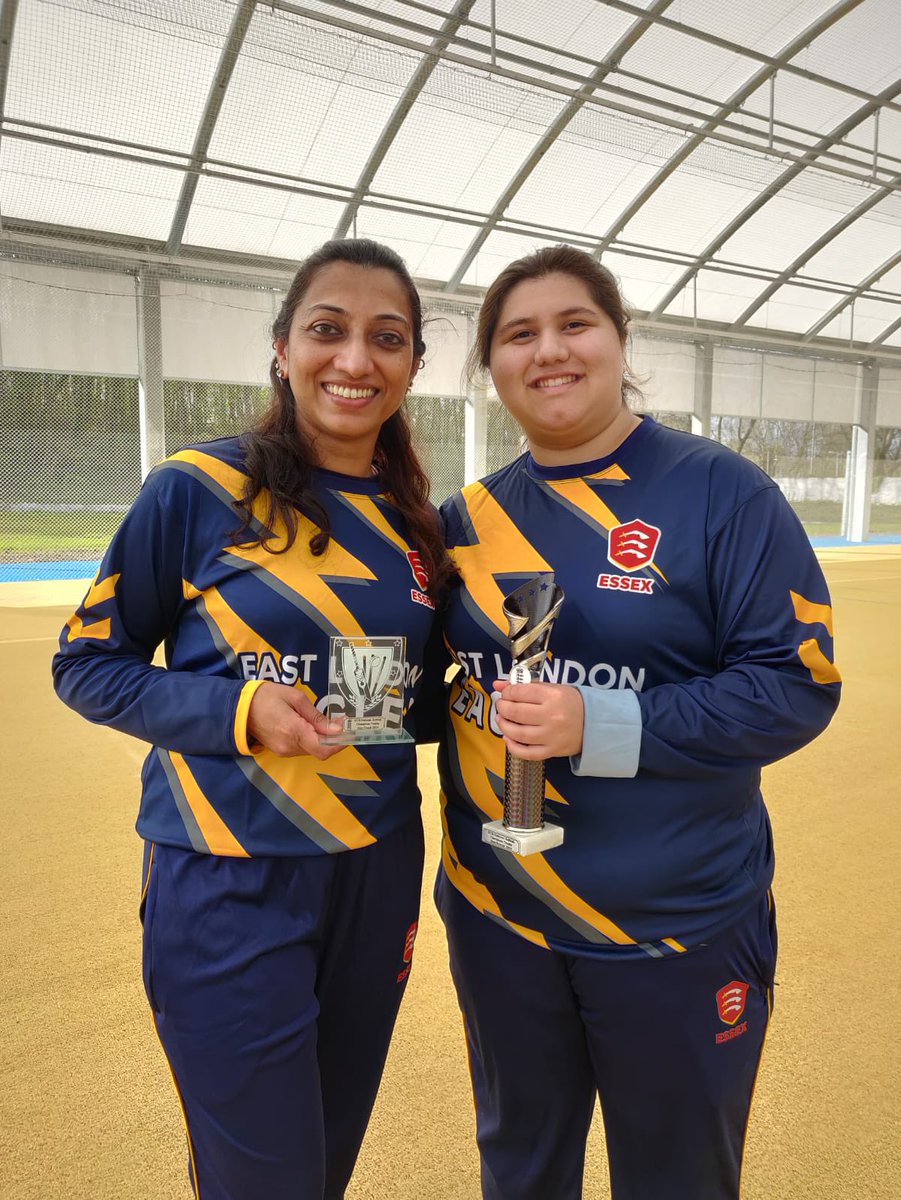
[322,635,412,744]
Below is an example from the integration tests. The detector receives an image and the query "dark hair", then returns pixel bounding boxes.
[467,244,642,405]
[236,238,455,597]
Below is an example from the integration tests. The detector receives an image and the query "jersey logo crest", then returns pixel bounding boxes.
[406,550,429,590]
[608,519,661,572]
[716,980,749,1026]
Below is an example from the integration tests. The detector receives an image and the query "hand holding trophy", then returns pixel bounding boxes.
[482,573,565,855]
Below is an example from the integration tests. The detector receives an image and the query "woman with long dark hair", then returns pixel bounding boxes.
[53,239,454,1199]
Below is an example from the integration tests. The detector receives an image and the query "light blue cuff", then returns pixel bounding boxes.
[569,687,641,778]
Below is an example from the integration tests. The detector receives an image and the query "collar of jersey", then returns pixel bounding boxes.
[524,413,654,481]
[314,466,386,494]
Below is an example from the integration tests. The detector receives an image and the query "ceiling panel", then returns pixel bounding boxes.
[801,0,901,92]
[6,0,224,154]
[876,109,901,163]
[717,189,860,271]
[743,283,851,334]
[295,0,458,33]
[671,0,844,57]
[803,201,901,284]
[874,261,901,293]
[816,297,901,344]
[600,251,687,314]
[371,86,558,211]
[0,139,181,238]
[460,229,555,288]
[266,199,358,262]
[739,73,864,141]
[468,0,636,71]
[507,137,662,234]
[663,269,772,324]
[354,209,472,278]
[617,23,759,102]
[208,9,415,185]
[618,163,764,257]
[183,178,347,258]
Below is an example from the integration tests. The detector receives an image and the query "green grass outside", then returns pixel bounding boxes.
[1,510,127,555]
[789,501,901,537]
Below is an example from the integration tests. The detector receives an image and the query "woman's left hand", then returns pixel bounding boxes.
[493,678,584,760]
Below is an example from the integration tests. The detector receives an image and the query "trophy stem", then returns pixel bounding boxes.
[503,755,546,832]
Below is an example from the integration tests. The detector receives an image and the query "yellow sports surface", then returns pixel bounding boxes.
[1,549,899,1199]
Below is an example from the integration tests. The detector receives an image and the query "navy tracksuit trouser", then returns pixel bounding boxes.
[436,869,777,1200]
[141,819,424,1200]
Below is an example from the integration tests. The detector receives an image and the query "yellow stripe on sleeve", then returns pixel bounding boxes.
[66,571,121,642]
[798,638,842,684]
[168,753,250,857]
[662,937,687,953]
[167,449,250,504]
[791,590,834,635]
[453,484,552,634]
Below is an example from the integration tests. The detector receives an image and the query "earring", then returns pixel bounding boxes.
[275,366,286,380]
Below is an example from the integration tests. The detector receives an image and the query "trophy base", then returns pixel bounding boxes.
[482,819,564,856]
[320,728,414,746]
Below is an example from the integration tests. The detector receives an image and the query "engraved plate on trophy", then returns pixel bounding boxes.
[322,635,412,744]
[482,574,565,856]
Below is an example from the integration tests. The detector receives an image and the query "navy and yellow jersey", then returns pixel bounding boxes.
[53,437,439,857]
[438,416,840,958]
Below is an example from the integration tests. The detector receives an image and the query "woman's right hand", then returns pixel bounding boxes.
[247,683,347,759]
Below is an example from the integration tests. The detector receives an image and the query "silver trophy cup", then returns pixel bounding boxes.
[482,573,565,856]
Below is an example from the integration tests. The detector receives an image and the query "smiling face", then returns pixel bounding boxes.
[274,261,419,475]
[488,271,639,465]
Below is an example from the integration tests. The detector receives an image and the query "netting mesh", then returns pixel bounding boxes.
[164,381,267,456]
[407,394,467,505]
[0,370,140,566]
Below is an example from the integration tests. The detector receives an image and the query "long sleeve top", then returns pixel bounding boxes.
[53,438,438,856]
[438,416,840,958]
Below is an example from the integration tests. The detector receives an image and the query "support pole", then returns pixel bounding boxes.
[464,313,488,484]
[692,340,713,437]
[135,271,165,478]
[843,360,878,542]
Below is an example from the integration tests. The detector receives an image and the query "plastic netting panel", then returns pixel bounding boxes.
[0,370,140,569]
[406,394,466,506]
[485,398,526,475]
[164,381,268,456]
[873,425,901,536]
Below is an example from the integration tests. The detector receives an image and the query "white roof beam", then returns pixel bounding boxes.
[332,0,476,242]
[593,0,862,258]
[164,0,256,256]
[598,0,900,114]
[804,249,901,342]
[442,0,674,292]
[647,80,901,321]
[733,166,901,329]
